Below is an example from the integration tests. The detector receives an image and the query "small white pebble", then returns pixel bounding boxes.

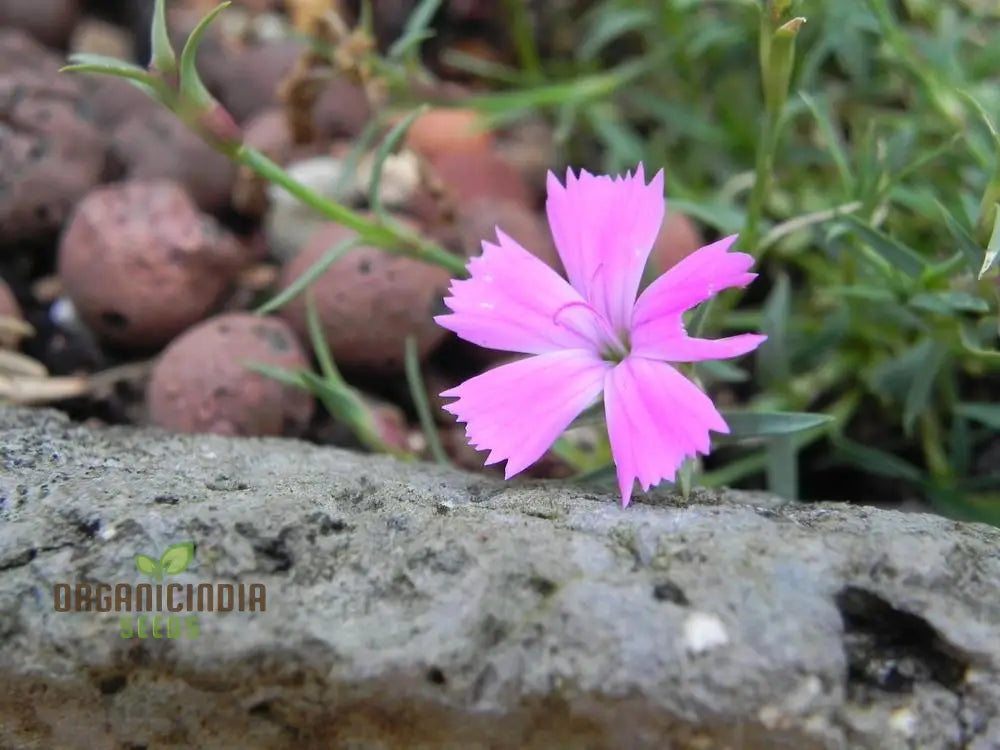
[889,708,917,737]
[49,297,80,329]
[99,525,116,541]
[682,611,729,654]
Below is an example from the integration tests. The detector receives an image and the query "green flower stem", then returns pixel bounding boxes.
[236,146,469,277]
[700,13,804,339]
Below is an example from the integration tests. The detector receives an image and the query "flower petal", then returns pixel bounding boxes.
[604,356,728,507]
[435,229,605,355]
[633,328,767,362]
[546,165,665,331]
[631,235,756,329]
[442,349,610,478]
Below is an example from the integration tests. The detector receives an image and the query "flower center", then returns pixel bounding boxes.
[552,300,630,362]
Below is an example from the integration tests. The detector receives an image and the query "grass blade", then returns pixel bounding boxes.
[404,336,448,465]
[842,214,927,277]
[255,237,360,314]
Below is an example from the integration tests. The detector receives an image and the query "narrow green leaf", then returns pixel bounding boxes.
[980,203,1000,279]
[404,335,448,466]
[64,53,154,78]
[159,542,195,576]
[243,361,310,389]
[437,49,522,85]
[936,199,984,273]
[823,284,897,302]
[388,0,443,59]
[902,341,948,436]
[799,92,853,195]
[758,272,791,387]
[719,410,834,438]
[765,435,798,500]
[842,214,927,277]
[831,435,925,483]
[693,359,749,384]
[179,2,231,110]
[959,323,1000,365]
[920,251,968,286]
[305,292,339,383]
[909,291,990,315]
[255,237,360,314]
[62,55,165,98]
[578,7,653,60]
[954,402,1000,430]
[151,0,178,76]
[368,105,429,219]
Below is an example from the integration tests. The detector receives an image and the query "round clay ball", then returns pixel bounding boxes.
[147,312,315,437]
[109,107,238,214]
[277,219,452,374]
[405,107,494,162]
[0,64,106,246]
[453,197,562,272]
[0,0,79,49]
[647,212,704,277]
[57,180,245,349]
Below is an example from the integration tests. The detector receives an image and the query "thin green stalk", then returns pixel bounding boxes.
[404,336,449,466]
[236,146,468,277]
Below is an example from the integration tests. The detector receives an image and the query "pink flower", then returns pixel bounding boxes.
[435,165,766,507]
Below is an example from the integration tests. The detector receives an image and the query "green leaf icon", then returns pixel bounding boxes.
[135,554,160,579]
[160,542,196,576]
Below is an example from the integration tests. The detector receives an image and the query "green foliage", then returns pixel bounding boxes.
[449,0,1000,519]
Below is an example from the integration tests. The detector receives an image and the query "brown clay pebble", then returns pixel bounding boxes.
[57,180,245,349]
[405,108,494,162]
[453,197,562,272]
[648,211,705,276]
[278,219,452,375]
[0,0,79,49]
[0,56,107,245]
[429,150,532,208]
[110,108,238,214]
[147,313,314,437]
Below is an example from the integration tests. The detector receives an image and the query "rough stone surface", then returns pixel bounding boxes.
[0,406,998,750]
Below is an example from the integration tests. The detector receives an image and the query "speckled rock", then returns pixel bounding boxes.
[0,406,998,749]
[146,312,314,437]
[277,219,451,374]
[57,180,245,349]
[0,49,107,246]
